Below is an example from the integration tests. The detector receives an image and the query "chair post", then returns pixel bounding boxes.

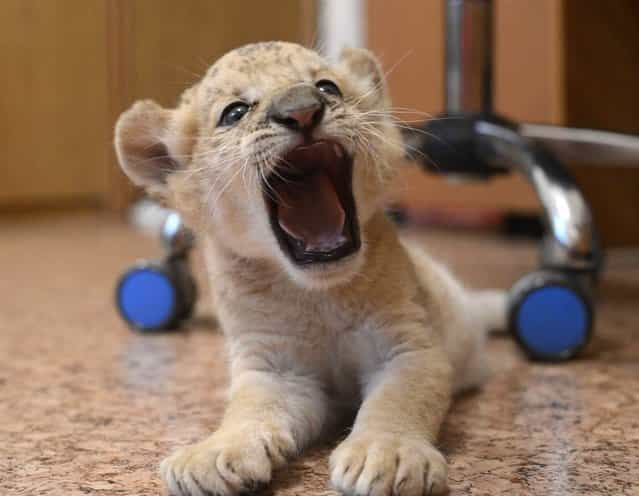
[445,0,493,114]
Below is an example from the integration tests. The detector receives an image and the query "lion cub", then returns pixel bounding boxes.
[115,42,504,496]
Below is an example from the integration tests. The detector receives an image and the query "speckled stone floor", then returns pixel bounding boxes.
[1,214,637,495]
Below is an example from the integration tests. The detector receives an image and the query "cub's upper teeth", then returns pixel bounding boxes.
[333,143,343,159]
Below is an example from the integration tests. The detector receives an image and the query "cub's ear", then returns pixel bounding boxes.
[114,98,197,193]
[336,47,387,106]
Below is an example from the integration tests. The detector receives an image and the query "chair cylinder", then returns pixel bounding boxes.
[445,0,493,114]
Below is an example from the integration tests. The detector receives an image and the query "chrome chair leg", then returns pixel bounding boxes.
[405,0,631,359]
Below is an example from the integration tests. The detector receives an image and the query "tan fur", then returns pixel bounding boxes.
[115,41,505,496]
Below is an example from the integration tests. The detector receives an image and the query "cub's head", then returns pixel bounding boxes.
[115,42,402,289]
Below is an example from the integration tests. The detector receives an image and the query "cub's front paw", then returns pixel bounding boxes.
[329,433,448,496]
[160,427,296,496]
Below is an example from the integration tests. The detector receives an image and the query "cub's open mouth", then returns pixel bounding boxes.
[264,140,360,265]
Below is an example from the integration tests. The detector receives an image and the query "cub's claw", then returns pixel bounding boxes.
[329,433,448,496]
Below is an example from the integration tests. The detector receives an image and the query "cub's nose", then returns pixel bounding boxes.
[268,85,325,132]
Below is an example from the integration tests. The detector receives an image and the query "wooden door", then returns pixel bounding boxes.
[106,0,316,209]
[368,0,561,215]
[1,0,315,212]
[0,1,110,209]
[368,0,639,245]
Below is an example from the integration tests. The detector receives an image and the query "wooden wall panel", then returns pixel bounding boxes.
[367,0,444,121]
[0,1,110,207]
[563,0,639,133]
[563,0,639,246]
[106,0,137,211]
[1,0,313,212]
[495,0,564,124]
[127,1,309,107]
[106,0,314,210]
[368,0,566,214]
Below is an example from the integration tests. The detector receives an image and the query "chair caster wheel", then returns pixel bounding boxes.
[508,270,593,361]
[116,258,196,332]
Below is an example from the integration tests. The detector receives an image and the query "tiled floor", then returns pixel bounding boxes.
[1,214,637,495]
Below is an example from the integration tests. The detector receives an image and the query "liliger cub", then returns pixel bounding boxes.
[115,41,504,496]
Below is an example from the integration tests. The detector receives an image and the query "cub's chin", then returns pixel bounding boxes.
[280,245,366,290]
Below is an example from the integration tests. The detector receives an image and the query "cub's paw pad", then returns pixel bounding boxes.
[160,443,229,496]
[329,433,448,496]
[160,430,296,496]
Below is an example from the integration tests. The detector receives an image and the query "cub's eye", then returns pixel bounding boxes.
[315,79,342,98]
[219,101,250,127]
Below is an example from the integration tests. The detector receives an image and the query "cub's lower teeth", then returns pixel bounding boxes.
[305,235,347,253]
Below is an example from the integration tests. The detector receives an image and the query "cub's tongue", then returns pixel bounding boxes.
[276,171,346,252]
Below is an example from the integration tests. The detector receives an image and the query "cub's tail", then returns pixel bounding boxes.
[471,289,508,334]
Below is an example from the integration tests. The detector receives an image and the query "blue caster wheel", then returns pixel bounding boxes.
[116,258,196,332]
[508,270,593,361]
